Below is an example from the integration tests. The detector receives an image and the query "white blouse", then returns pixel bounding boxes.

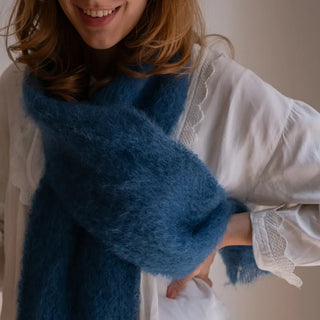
[0,44,319,320]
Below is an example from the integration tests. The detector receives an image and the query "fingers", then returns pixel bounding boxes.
[166,272,195,299]
[166,274,213,299]
[166,249,217,299]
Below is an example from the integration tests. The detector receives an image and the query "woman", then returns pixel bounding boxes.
[0,0,319,319]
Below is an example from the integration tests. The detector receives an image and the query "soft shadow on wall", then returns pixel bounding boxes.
[0,1,14,75]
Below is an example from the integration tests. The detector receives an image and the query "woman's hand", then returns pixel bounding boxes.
[166,212,252,299]
[166,249,216,299]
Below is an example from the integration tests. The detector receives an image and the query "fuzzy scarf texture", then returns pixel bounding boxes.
[18,65,266,320]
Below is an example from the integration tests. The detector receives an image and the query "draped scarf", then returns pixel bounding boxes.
[17,64,265,320]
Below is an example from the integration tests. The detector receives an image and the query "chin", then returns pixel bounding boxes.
[85,41,115,50]
[82,35,119,50]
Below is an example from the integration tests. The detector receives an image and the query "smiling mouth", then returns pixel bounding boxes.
[82,6,121,18]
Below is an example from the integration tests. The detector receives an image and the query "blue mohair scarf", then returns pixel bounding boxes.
[17,64,266,320]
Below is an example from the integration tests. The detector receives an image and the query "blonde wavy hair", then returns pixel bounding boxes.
[3,0,232,101]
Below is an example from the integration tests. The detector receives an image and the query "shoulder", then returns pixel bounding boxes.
[0,62,37,143]
[189,39,244,82]
[189,41,231,86]
[0,62,25,113]
[190,41,294,124]
[0,62,25,92]
[187,41,252,116]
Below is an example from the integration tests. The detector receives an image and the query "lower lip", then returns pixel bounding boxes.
[78,6,121,27]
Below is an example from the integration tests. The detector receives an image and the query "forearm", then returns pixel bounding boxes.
[219,212,253,248]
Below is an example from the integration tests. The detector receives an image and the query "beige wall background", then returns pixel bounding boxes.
[0,1,12,75]
[1,0,319,319]
[201,0,320,111]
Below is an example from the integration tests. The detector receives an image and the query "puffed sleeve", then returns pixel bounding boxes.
[249,99,320,288]
[190,48,320,288]
[0,68,10,290]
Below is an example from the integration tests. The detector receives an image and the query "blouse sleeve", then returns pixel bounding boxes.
[192,49,320,288]
[0,68,11,290]
[249,99,320,288]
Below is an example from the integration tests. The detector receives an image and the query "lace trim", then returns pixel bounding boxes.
[263,209,303,287]
[173,45,216,147]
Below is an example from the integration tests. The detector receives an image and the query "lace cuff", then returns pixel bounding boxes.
[250,207,303,288]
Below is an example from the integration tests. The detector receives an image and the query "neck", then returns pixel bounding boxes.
[84,45,118,80]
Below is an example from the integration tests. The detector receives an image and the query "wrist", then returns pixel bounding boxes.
[220,212,253,248]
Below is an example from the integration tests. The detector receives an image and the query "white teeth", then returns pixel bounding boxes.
[83,8,116,18]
